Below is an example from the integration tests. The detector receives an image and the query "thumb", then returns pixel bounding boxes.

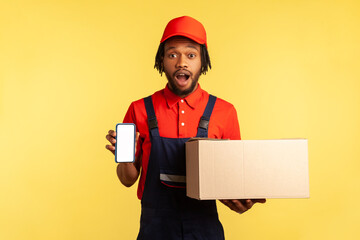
[135,132,140,144]
[135,132,141,156]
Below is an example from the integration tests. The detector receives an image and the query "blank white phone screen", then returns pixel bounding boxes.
[115,124,135,163]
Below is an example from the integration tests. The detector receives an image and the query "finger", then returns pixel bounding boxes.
[108,129,116,137]
[221,200,237,212]
[219,200,231,208]
[245,199,254,209]
[223,200,243,213]
[252,199,267,204]
[231,200,248,213]
[106,134,116,145]
[135,132,140,143]
[105,145,115,155]
[106,144,115,151]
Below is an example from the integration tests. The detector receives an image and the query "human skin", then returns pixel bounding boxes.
[105,36,266,213]
[162,36,202,98]
[106,130,141,187]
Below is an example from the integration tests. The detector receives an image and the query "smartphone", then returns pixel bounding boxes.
[115,123,136,163]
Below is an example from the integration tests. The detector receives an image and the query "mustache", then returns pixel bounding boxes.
[173,69,192,77]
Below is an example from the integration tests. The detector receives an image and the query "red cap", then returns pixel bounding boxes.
[160,16,207,48]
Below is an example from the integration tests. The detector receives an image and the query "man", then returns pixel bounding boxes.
[106,16,265,240]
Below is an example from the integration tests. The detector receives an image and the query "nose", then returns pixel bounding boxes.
[175,54,188,68]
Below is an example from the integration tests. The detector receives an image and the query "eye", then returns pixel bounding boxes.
[188,53,196,58]
[168,53,177,58]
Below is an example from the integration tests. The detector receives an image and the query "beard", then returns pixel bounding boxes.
[164,69,201,97]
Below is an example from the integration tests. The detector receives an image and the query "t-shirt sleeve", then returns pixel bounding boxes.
[223,105,241,140]
[123,102,135,124]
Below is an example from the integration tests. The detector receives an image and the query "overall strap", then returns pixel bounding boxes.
[196,94,217,138]
[143,96,160,137]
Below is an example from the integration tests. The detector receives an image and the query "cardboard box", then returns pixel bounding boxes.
[185,139,309,200]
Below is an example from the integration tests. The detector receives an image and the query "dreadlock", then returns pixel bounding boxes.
[154,41,212,76]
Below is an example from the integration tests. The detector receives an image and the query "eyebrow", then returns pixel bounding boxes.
[165,45,199,52]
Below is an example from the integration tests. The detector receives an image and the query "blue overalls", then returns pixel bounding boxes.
[137,95,225,240]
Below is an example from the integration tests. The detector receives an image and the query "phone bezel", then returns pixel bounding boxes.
[115,123,136,163]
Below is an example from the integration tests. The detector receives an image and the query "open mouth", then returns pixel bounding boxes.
[175,72,190,83]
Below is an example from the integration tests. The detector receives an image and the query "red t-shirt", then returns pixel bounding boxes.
[123,84,241,199]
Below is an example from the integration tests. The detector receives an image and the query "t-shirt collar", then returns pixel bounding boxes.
[164,83,203,109]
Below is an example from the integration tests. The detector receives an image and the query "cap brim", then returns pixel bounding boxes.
[161,32,207,47]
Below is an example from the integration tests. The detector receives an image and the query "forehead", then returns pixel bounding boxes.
[164,36,200,51]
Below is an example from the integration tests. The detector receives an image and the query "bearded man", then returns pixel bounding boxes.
[106,16,265,240]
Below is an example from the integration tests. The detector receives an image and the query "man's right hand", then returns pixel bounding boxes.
[106,129,141,187]
[105,129,117,155]
[105,129,140,156]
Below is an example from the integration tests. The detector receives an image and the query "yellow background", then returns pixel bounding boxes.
[1,0,359,239]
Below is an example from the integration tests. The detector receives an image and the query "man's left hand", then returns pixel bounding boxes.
[219,199,266,214]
